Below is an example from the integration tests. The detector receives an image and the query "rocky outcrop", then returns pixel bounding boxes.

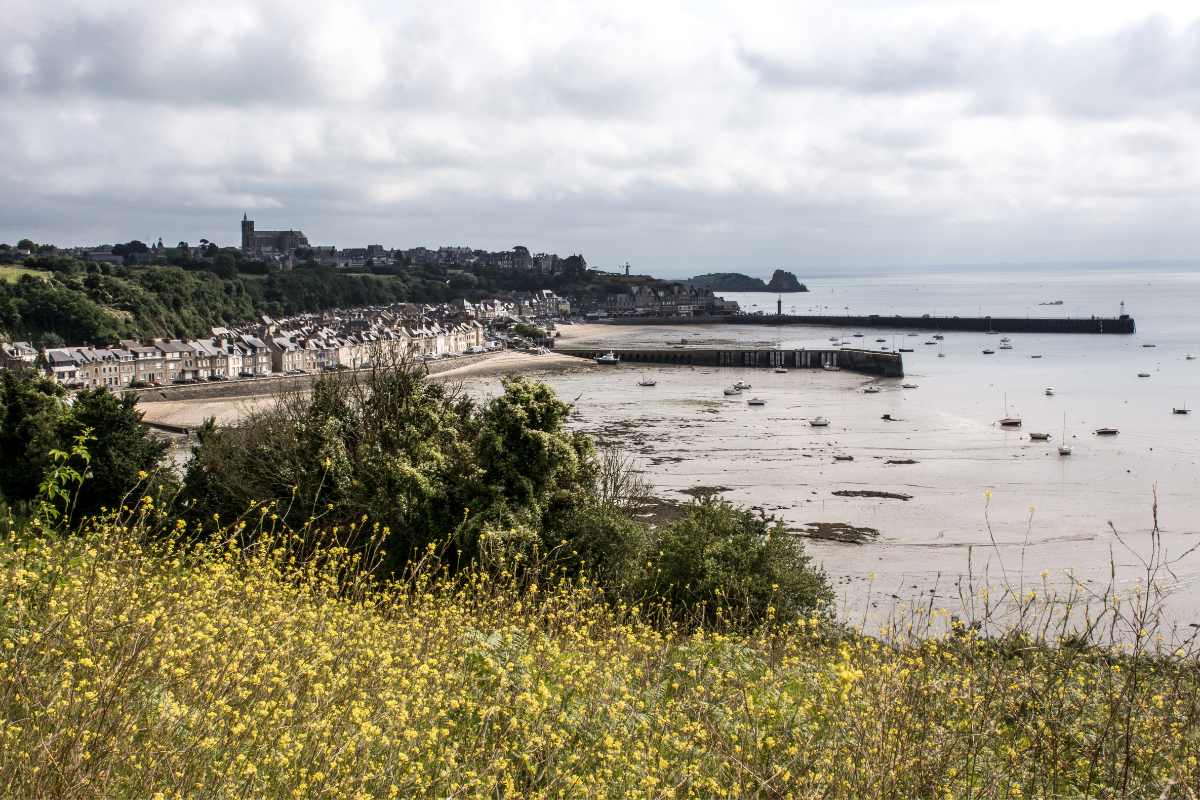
[686,270,808,292]
[766,270,808,292]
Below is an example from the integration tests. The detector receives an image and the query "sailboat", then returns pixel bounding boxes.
[998,393,1021,426]
[1058,414,1072,455]
[938,341,945,358]
[638,370,657,387]
[1175,397,1190,415]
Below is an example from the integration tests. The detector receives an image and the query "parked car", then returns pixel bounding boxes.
[238,371,255,378]
[206,374,228,381]
[148,380,164,387]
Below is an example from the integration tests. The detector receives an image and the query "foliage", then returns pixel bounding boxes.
[180,363,596,576]
[513,322,548,339]
[0,371,169,520]
[0,506,1196,798]
[637,494,834,625]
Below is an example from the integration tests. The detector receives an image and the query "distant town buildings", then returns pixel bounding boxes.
[9,296,591,389]
[592,284,721,317]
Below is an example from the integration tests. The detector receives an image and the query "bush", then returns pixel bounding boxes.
[636,494,833,625]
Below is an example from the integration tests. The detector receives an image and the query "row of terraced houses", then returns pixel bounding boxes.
[4,311,486,390]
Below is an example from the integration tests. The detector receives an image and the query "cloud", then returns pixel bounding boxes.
[1,0,1199,272]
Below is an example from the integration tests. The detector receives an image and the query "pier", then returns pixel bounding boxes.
[602,314,1134,334]
[557,347,903,378]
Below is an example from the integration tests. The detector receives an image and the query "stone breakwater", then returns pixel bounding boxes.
[604,314,1135,334]
[556,347,904,378]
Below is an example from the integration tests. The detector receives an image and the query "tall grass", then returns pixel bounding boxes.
[3,495,1198,799]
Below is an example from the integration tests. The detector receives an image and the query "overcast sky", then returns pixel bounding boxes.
[3,0,1200,277]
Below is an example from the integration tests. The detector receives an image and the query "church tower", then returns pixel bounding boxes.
[241,213,254,252]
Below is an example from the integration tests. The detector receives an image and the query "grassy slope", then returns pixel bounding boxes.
[0,265,44,281]
[1,512,1196,799]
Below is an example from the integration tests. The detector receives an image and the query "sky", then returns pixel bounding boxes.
[2,0,1200,278]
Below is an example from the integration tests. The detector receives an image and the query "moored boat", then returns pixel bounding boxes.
[1094,428,1119,435]
[809,416,830,427]
[747,397,766,406]
[596,351,619,365]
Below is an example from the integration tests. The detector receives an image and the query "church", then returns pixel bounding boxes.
[240,214,309,258]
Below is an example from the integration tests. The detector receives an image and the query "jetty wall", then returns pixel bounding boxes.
[603,314,1134,334]
[557,348,903,378]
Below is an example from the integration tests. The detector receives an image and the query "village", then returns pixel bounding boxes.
[0,298,573,390]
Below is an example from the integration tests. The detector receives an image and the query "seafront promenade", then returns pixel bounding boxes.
[604,314,1135,334]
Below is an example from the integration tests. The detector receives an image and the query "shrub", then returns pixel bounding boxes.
[636,494,834,626]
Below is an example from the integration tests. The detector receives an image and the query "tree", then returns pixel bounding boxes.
[17,239,36,251]
[0,374,168,519]
[211,253,238,280]
[56,388,170,518]
[112,240,150,257]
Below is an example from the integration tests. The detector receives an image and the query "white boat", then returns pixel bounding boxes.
[747,397,766,406]
[823,364,840,371]
[1095,427,1118,435]
[1188,354,1196,360]
[829,336,840,342]
[1059,414,1072,455]
[863,386,881,394]
[998,393,1021,427]
[638,378,657,386]
[982,349,995,354]
[1029,432,1051,440]
[809,416,830,427]
[1000,336,1011,343]
[925,340,937,345]
[902,383,918,389]
[853,333,865,338]
[596,351,619,365]
[933,333,944,340]
[774,366,788,373]
[723,387,742,396]
[999,343,1013,350]
[735,380,752,389]
[1045,387,1055,395]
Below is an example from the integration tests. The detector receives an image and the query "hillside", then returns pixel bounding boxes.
[0,253,614,346]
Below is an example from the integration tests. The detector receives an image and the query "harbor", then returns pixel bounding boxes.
[557,346,904,377]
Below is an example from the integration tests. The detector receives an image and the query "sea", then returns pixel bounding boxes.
[468,261,1200,629]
